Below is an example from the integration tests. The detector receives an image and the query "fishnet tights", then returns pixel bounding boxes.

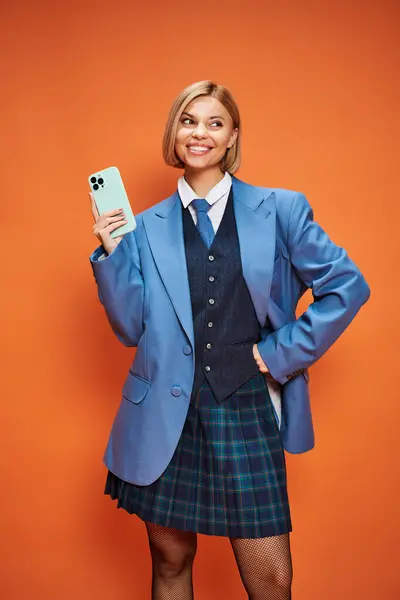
[230,533,292,600]
[145,522,197,599]
[145,522,292,599]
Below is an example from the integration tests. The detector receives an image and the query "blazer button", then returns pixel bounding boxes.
[182,345,192,355]
[171,386,182,397]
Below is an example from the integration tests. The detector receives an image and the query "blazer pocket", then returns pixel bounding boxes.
[122,371,151,404]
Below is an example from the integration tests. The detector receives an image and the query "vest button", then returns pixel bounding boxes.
[205,366,211,372]
[171,386,182,397]
[182,345,192,355]
[206,343,212,350]
[208,321,213,328]
[208,298,215,305]
[208,275,215,282]
[208,255,215,261]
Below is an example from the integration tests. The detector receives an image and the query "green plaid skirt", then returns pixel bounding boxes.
[104,373,292,538]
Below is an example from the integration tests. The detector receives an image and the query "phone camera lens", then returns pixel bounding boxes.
[98,178,104,185]
[90,177,97,184]
[93,183,99,191]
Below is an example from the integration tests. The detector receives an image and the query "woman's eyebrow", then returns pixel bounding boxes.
[182,112,225,120]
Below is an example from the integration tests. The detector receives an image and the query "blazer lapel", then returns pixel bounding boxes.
[232,177,277,327]
[143,192,195,347]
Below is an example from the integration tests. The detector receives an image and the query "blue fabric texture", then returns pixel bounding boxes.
[191,198,215,247]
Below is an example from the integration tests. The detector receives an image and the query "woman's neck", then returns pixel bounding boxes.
[183,167,225,198]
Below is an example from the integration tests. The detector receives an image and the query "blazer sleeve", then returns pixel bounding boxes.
[89,228,144,347]
[257,192,371,385]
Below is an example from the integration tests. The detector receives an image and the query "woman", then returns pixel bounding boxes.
[89,80,370,600]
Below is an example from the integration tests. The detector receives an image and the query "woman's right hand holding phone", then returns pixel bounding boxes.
[90,192,127,255]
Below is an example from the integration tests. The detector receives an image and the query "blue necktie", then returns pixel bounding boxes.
[191,199,215,248]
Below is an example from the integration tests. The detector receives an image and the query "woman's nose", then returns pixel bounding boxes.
[192,123,207,138]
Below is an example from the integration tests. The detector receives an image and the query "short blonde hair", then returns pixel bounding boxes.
[162,80,241,174]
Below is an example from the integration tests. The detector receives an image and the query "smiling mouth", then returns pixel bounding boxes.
[187,145,213,155]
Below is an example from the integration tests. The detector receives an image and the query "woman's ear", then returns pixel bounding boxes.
[227,128,239,149]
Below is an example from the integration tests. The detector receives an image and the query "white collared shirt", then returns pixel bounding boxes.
[177,171,232,233]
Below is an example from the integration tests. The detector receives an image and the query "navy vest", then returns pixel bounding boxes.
[182,188,261,403]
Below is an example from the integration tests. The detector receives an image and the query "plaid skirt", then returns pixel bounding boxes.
[104,373,292,539]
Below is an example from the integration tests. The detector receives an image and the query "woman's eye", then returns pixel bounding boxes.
[180,118,222,127]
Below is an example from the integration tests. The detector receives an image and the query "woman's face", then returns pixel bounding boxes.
[174,96,238,171]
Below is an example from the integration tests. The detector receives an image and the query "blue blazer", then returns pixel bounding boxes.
[90,176,370,485]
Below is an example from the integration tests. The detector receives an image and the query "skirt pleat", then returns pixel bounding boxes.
[104,373,292,538]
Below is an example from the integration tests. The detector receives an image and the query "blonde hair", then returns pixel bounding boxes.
[162,80,241,173]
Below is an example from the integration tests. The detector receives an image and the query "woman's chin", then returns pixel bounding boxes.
[182,155,222,171]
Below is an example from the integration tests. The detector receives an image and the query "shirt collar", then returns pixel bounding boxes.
[177,171,232,209]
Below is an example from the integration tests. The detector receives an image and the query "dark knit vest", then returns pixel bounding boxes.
[182,188,261,403]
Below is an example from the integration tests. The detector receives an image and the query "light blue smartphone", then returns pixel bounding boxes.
[88,166,137,239]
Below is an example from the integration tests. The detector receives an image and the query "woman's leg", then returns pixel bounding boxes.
[145,521,198,600]
[229,533,292,600]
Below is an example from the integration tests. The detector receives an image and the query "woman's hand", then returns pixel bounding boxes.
[90,192,127,255]
[253,344,275,381]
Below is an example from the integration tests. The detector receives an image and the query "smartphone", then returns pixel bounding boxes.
[88,166,137,239]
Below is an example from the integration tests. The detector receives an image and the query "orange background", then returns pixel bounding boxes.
[1,1,398,598]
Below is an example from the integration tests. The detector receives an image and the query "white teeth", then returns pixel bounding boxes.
[189,146,210,152]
